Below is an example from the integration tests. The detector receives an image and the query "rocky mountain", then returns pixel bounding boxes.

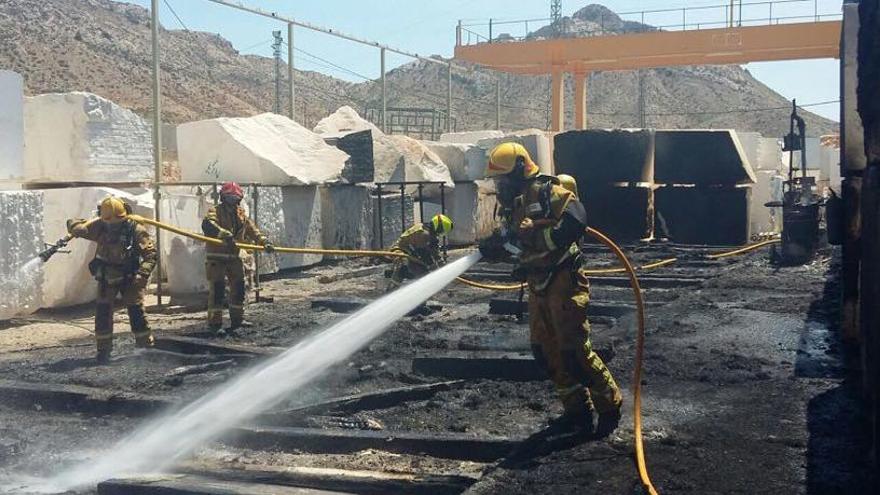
[0,0,837,137]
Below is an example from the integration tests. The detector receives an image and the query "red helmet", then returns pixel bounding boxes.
[219,181,243,198]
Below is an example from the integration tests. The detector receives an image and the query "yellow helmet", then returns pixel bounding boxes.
[99,196,128,224]
[431,214,453,235]
[557,174,578,197]
[486,142,539,179]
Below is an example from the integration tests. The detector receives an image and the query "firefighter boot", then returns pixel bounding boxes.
[207,280,225,334]
[95,303,114,364]
[128,305,155,348]
[227,277,250,331]
[547,384,595,434]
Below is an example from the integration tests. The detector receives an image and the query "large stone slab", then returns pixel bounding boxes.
[178,113,348,185]
[654,129,756,185]
[321,185,373,250]
[277,186,323,269]
[475,129,553,176]
[373,192,414,249]
[158,187,213,295]
[23,92,153,183]
[436,181,497,246]
[423,141,477,182]
[0,70,24,182]
[323,129,374,183]
[0,191,43,320]
[582,185,653,242]
[554,129,654,186]
[439,130,504,144]
[315,107,453,190]
[655,186,751,245]
[750,170,785,235]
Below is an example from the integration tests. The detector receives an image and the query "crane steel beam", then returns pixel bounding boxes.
[454,21,841,74]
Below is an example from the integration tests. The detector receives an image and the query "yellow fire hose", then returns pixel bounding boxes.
[586,227,657,495]
[123,214,787,494]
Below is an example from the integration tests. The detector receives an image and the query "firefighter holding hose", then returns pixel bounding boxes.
[202,181,275,335]
[386,213,454,291]
[479,143,622,437]
[66,196,157,363]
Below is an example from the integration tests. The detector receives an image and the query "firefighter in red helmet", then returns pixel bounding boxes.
[201,182,274,334]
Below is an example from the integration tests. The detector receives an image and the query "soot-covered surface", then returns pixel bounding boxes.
[0,246,873,494]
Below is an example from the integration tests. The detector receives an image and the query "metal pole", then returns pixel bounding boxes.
[272,30,282,114]
[150,0,163,307]
[489,18,493,43]
[381,48,387,133]
[495,75,501,130]
[287,22,295,121]
[446,62,452,132]
[400,184,406,233]
[376,184,384,248]
[439,184,447,260]
[252,185,261,303]
[418,184,425,223]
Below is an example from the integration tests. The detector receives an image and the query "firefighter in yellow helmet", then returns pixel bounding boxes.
[479,142,622,436]
[386,213,453,291]
[66,196,157,363]
[202,182,275,335]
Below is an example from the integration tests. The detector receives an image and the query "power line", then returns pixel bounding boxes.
[163,0,189,31]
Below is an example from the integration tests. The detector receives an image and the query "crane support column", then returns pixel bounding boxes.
[574,72,588,130]
[551,70,565,132]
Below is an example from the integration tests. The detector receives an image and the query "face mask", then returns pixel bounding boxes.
[104,221,125,234]
[221,194,242,206]
[495,176,520,208]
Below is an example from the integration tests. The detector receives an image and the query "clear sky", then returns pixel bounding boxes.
[128,0,843,121]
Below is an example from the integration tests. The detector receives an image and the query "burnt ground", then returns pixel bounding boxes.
[0,243,874,494]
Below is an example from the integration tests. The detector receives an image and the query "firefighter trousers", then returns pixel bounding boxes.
[528,267,622,416]
[206,257,246,327]
[95,280,153,356]
[387,259,428,292]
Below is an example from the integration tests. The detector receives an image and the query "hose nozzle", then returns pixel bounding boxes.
[38,235,72,263]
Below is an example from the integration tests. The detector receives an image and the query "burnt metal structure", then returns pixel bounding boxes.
[374,181,447,256]
[768,100,822,265]
[364,107,456,141]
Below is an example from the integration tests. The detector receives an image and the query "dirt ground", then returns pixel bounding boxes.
[0,244,874,494]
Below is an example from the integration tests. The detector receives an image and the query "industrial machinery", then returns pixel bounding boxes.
[766,100,822,265]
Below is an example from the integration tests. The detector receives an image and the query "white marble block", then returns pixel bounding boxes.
[0,70,24,182]
[0,191,44,320]
[178,113,348,186]
[277,186,323,269]
[321,185,373,250]
[23,92,153,183]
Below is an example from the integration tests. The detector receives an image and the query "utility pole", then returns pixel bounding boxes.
[272,30,282,114]
[496,75,501,130]
[637,70,646,128]
[551,0,562,37]
[150,0,163,306]
[287,23,294,121]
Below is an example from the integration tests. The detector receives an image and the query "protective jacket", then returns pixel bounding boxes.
[68,219,157,285]
[201,203,267,259]
[390,223,441,268]
[503,175,587,292]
